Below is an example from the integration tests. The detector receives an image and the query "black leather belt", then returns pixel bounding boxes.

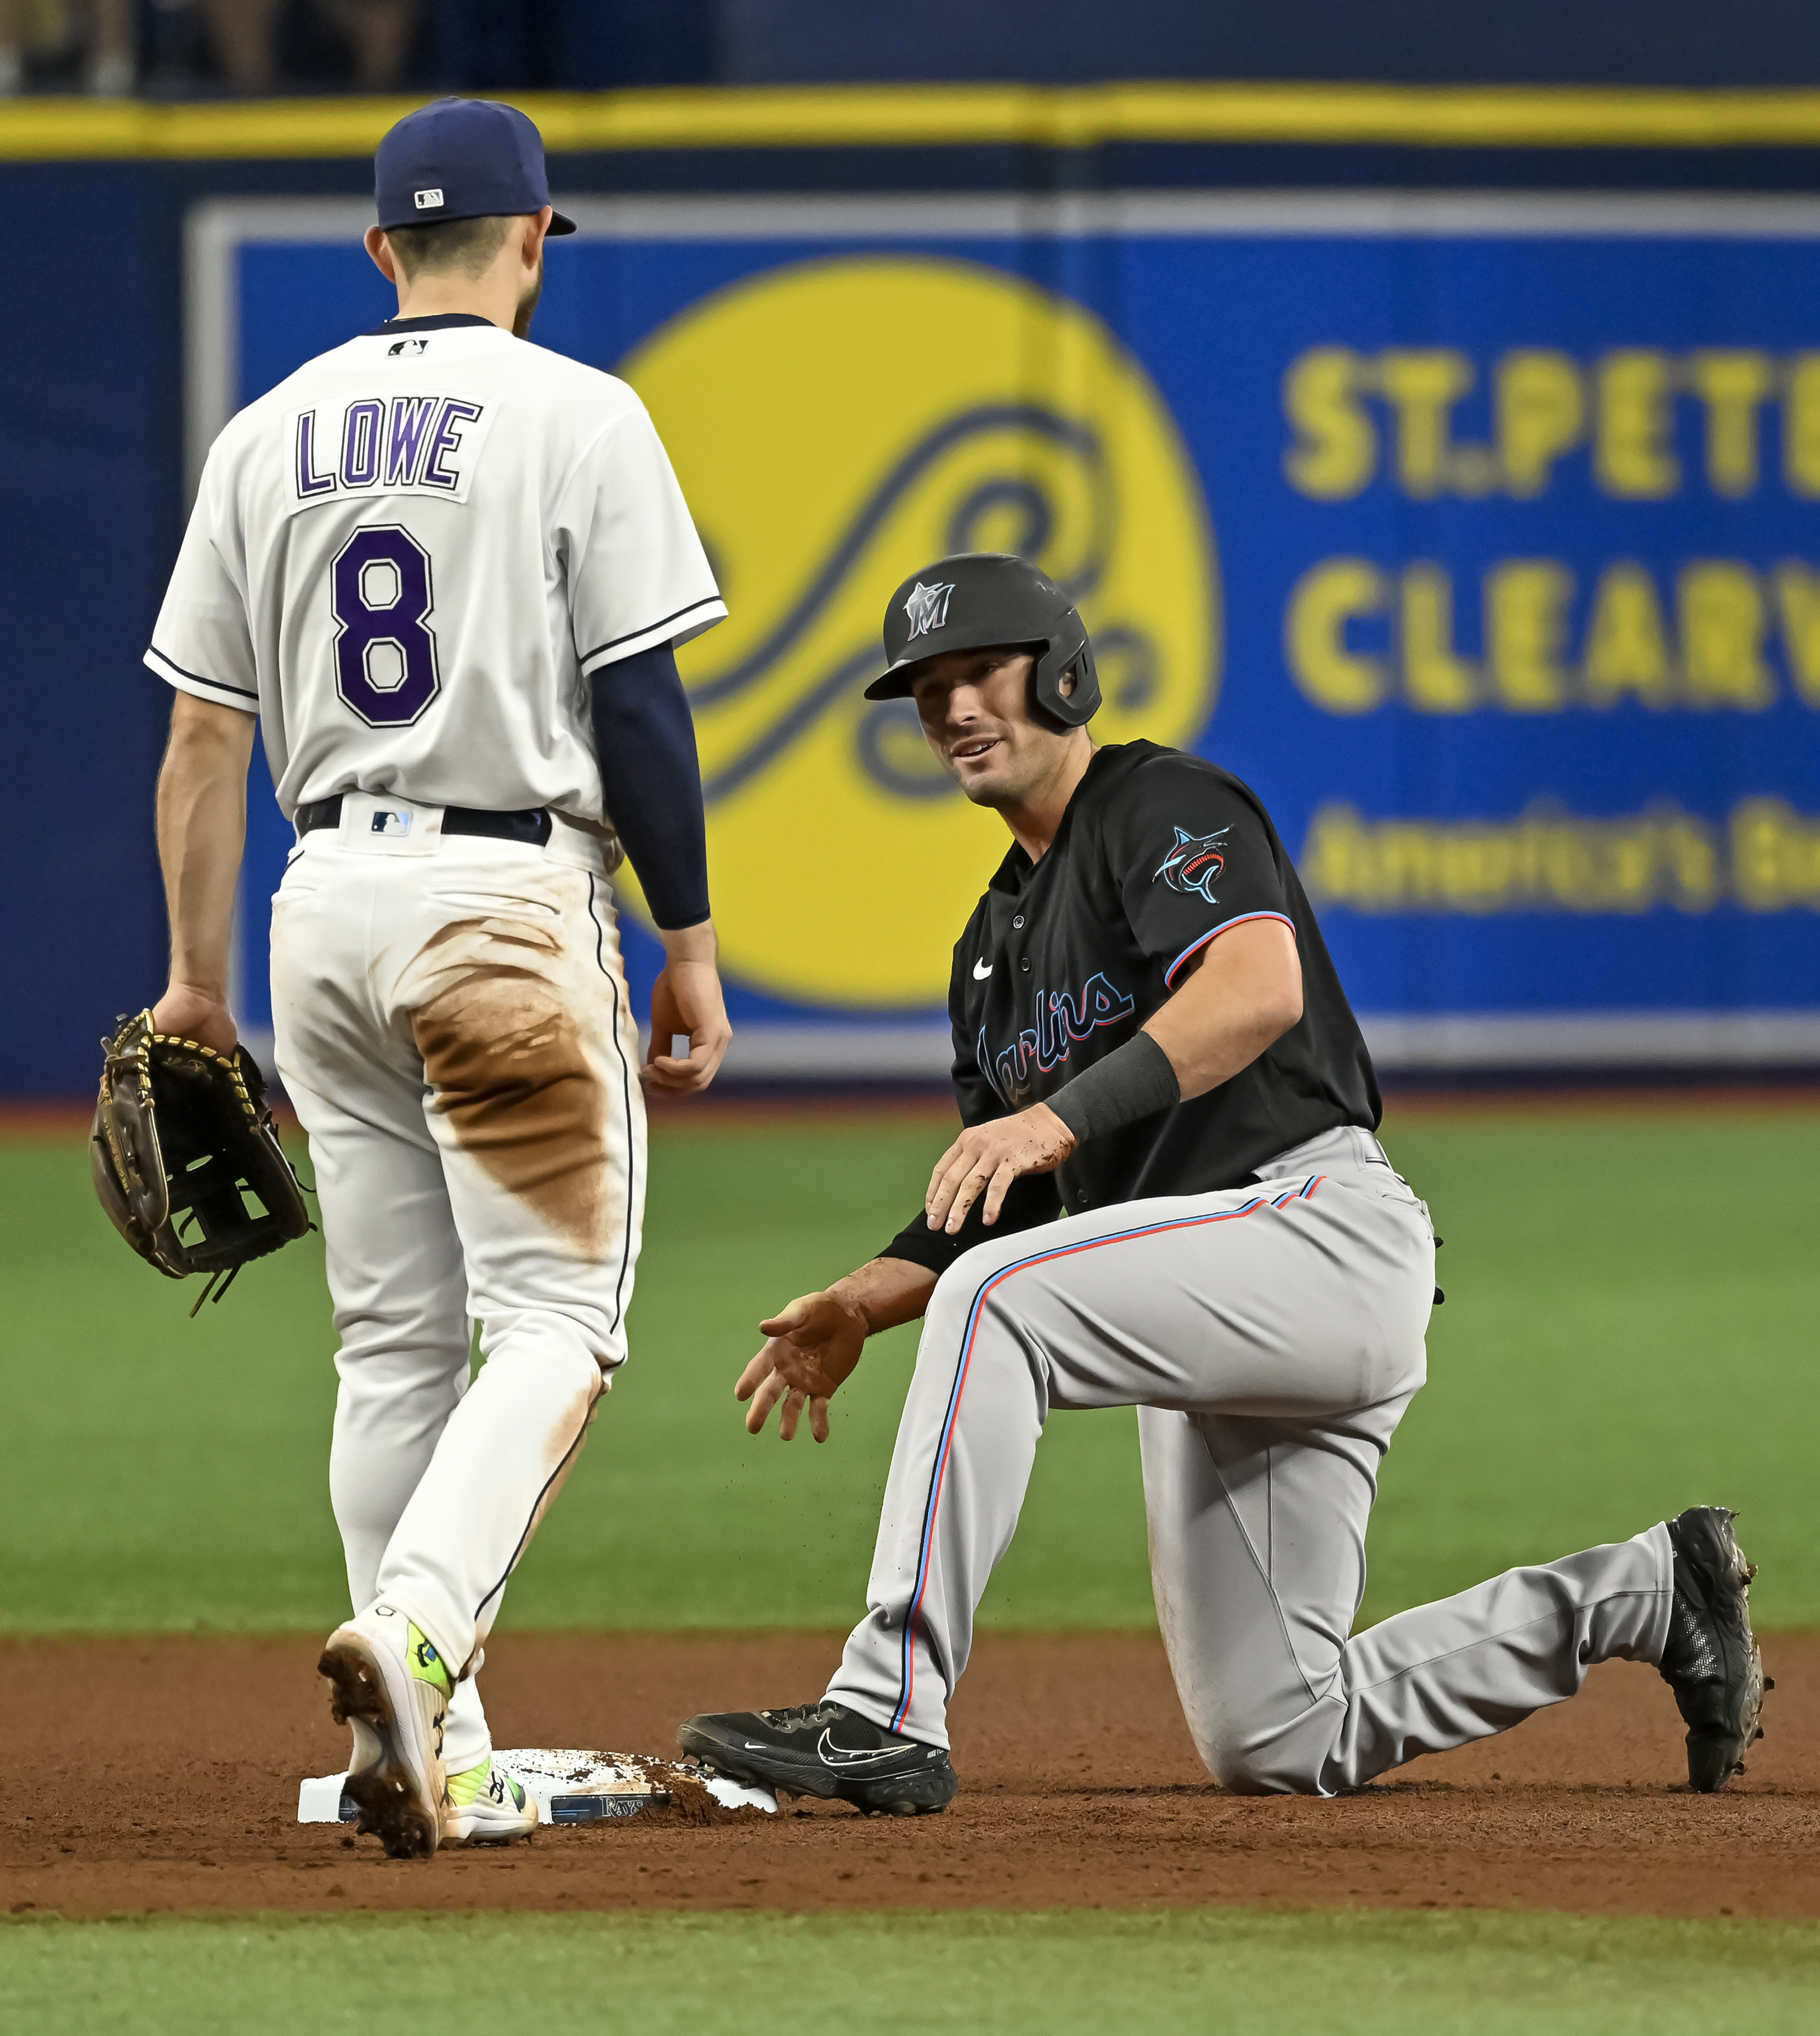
[295,796,553,846]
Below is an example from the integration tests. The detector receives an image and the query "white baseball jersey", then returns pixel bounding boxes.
[146,314,724,820]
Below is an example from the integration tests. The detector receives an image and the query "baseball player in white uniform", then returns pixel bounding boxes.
[144,97,729,1857]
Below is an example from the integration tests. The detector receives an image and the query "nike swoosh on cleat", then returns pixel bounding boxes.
[816,1731,917,1768]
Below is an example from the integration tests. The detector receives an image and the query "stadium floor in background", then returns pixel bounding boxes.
[3,1627,1817,1921]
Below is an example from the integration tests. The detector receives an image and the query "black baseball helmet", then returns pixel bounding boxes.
[864,552,1102,729]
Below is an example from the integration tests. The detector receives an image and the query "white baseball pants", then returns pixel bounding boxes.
[827,1124,1672,1792]
[270,794,645,1774]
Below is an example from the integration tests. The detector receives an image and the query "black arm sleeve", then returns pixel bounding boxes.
[875,947,1063,1277]
[878,1171,1064,1279]
[588,642,710,930]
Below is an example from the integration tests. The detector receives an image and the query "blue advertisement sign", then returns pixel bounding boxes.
[190,192,1820,1072]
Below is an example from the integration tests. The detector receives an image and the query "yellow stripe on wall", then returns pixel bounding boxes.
[8,83,1820,162]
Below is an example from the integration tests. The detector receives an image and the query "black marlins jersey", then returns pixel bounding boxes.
[884,741,1380,1275]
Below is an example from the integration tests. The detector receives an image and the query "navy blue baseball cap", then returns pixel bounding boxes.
[375,96,576,236]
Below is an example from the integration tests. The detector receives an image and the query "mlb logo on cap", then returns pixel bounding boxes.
[374,97,576,236]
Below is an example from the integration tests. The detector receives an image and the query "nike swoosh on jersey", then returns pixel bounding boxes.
[815,1731,916,1769]
[972,959,994,979]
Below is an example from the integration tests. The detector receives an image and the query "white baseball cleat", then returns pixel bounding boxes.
[317,1602,450,1860]
[442,1756,541,1847]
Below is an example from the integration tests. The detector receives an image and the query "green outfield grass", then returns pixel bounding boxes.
[0,1104,1814,1635]
[4,1909,1819,2035]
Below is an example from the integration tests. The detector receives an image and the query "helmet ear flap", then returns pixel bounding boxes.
[1033,618,1101,727]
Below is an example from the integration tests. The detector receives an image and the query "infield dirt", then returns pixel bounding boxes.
[4,1630,1816,1920]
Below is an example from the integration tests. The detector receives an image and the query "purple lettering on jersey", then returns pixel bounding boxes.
[421,398,483,490]
[294,410,335,499]
[383,395,440,487]
[341,400,384,489]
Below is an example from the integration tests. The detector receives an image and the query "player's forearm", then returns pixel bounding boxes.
[830,1257,939,1336]
[155,694,256,1003]
[1144,918,1303,1101]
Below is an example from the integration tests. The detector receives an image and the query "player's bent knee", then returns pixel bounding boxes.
[916,1273,1040,1403]
[1192,1724,1327,1797]
[918,1257,992,1361]
[480,1303,624,1376]
[1214,1753,1300,1797]
[334,1327,475,1393]
[926,1248,993,1324]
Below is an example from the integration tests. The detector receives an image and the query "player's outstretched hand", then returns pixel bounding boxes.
[643,922,732,1097]
[927,1103,1077,1233]
[736,1288,869,1443]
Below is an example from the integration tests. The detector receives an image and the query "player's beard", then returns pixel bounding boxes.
[513,253,545,339]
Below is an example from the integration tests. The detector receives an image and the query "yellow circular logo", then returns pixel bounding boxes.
[619,254,1220,1007]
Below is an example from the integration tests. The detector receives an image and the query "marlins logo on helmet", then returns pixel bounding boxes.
[904,580,956,639]
[1155,825,1229,905]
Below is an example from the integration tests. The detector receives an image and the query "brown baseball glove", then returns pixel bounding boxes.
[90,1010,311,1312]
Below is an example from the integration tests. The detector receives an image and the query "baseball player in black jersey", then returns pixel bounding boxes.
[680,552,1765,1814]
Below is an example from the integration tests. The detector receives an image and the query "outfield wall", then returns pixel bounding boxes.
[7,91,1820,1093]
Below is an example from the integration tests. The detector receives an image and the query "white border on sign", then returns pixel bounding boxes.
[184,188,1820,498]
[187,189,1820,1076]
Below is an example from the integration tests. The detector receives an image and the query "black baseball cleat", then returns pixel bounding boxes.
[1657,1507,1770,1793]
[679,1700,958,1816]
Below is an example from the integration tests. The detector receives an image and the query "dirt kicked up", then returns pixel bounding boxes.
[3,1631,1817,1921]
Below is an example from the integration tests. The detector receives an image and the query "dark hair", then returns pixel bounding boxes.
[384,214,515,281]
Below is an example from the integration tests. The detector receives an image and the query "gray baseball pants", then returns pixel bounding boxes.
[826,1124,1672,1795]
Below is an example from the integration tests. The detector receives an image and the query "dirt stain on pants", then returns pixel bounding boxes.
[407,914,613,1258]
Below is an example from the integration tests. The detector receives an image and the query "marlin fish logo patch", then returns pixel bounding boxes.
[1155,825,1230,905]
